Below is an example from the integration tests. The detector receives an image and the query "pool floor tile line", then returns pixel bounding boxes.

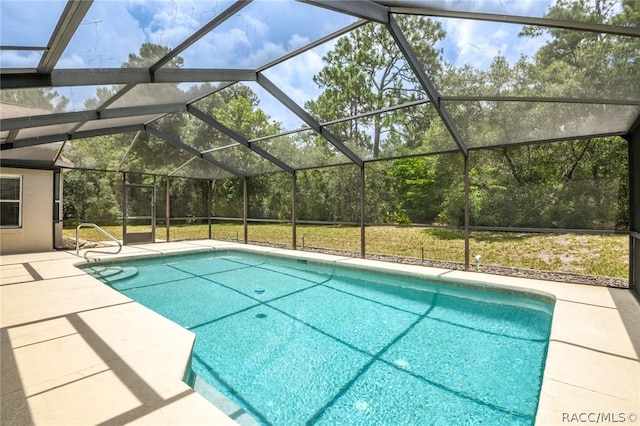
[187,280,332,333]
[305,301,440,424]
[118,254,549,421]
[107,274,200,292]
[186,296,431,424]
[320,279,550,343]
[197,254,435,318]
[200,272,330,304]
[170,268,332,332]
[3,241,638,425]
[186,278,413,368]
[171,263,253,277]
[304,294,535,424]
[196,260,433,331]
[426,312,551,343]
[246,266,551,346]
[321,280,435,317]
[191,353,273,426]
[377,358,536,421]
[188,302,264,332]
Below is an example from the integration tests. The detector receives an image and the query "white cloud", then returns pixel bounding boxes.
[287,34,311,51]
[248,83,304,130]
[492,28,510,42]
[57,2,146,68]
[444,19,505,69]
[181,28,252,68]
[433,0,557,70]
[431,0,552,16]
[500,0,551,15]
[270,49,325,104]
[140,2,202,49]
[0,1,65,47]
[257,39,332,129]
[0,50,41,68]
[440,13,555,70]
[238,14,270,39]
[239,41,287,69]
[57,54,86,69]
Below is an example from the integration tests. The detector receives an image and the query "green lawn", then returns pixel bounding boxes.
[66,223,628,279]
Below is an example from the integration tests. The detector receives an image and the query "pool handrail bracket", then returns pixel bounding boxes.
[76,223,123,260]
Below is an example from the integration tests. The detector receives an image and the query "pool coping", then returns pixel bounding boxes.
[2,239,639,425]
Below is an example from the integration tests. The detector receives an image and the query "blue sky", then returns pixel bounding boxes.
[1,0,562,128]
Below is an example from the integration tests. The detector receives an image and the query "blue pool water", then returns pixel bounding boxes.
[85,250,554,425]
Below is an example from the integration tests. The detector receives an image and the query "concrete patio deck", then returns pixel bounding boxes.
[1,240,638,425]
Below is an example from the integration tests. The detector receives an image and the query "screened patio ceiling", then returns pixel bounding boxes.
[1,0,639,180]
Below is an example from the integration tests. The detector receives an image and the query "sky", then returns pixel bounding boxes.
[0,0,562,129]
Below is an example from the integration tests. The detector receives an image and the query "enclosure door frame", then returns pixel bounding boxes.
[122,182,156,245]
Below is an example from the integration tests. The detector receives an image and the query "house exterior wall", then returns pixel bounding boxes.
[0,167,53,255]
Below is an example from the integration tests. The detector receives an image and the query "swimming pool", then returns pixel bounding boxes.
[84,249,554,425]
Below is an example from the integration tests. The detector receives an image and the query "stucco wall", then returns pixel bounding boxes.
[0,167,53,255]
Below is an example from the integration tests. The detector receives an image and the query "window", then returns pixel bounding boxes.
[0,175,22,228]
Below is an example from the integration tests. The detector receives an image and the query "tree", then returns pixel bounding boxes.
[189,83,289,217]
[300,16,450,224]
[64,43,190,222]
[520,0,639,99]
[123,42,184,69]
[434,0,633,229]
[465,138,628,229]
[63,170,120,221]
[307,16,445,159]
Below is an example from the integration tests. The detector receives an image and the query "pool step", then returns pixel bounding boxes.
[89,266,138,282]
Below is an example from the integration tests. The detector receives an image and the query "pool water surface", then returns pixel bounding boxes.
[85,250,553,425]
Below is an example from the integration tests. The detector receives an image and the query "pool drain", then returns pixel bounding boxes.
[255,287,265,294]
[355,401,369,412]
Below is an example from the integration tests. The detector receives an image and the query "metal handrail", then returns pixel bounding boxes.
[76,223,122,260]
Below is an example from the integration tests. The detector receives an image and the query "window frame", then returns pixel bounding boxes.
[0,174,23,229]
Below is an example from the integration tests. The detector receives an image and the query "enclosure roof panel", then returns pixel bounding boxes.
[168,0,360,70]
[251,129,355,170]
[103,82,231,110]
[382,0,639,32]
[0,142,66,169]
[261,21,430,124]
[446,101,640,149]
[423,17,640,101]
[0,1,66,48]
[1,0,639,179]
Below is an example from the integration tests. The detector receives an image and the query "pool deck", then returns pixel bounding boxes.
[1,240,638,425]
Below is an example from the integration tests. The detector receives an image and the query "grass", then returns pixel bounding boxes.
[65,223,629,279]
